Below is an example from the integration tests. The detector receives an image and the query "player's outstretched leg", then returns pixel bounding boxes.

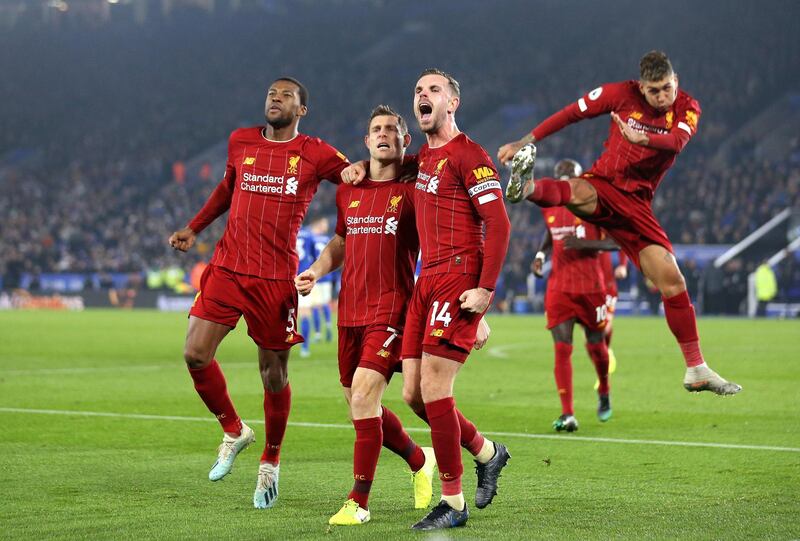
[640,245,742,396]
[504,143,537,203]
[552,341,579,431]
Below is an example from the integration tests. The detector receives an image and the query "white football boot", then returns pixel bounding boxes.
[683,364,742,395]
[208,423,255,481]
[253,462,280,509]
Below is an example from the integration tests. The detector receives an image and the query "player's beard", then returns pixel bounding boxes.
[266,113,293,130]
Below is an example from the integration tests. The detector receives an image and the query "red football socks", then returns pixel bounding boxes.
[586,342,610,394]
[261,383,291,464]
[529,178,572,207]
[554,342,574,415]
[188,360,242,435]
[662,291,705,367]
[424,397,463,496]
[413,405,485,456]
[349,416,382,509]
[381,407,425,472]
[457,410,485,456]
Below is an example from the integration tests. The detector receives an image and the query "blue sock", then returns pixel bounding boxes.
[322,304,332,341]
[300,317,311,353]
[312,307,321,336]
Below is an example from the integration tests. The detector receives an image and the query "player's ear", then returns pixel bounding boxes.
[673,73,679,89]
[364,134,370,150]
[297,104,308,118]
[403,132,412,148]
[448,95,460,114]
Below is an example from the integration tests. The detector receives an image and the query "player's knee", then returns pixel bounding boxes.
[183,344,211,369]
[350,388,378,417]
[659,272,686,298]
[568,178,595,206]
[402,385,424,413]
[259,363,288,391]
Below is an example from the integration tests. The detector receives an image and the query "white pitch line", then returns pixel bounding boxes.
[1,406,798,453]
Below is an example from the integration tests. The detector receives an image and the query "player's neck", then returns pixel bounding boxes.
[369,158,400,182]
[425,120,460,149]
[262,124,299,142]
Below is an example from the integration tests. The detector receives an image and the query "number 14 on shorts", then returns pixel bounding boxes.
[430,301,452,327]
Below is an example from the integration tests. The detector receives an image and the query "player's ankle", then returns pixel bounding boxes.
[441,493,465,511]
[474,438,495,464]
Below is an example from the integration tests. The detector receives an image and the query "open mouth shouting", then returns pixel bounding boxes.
[418,101,433,122]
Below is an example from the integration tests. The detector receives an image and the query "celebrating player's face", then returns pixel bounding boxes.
[264,80,307,129]
[365,115,409,162]
[414,74,458,134]
[639,74,678,113]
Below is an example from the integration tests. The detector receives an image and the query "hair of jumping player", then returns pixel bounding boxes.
[639,51,674,82]
[418,68,460,97]
[273,76,308,106]
[368,104,408,135]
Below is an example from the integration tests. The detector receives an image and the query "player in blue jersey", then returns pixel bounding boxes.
[296,225,318,358]
[310,217,334,343]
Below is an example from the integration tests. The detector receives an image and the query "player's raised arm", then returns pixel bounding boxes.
[498,82,623,164]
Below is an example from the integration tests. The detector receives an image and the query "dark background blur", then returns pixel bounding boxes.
[1,0,799,315]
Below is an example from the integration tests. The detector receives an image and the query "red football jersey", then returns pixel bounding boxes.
[542,207,606,294]
[414,133,510,290]
[533,80,701,199]
[335,179,419,328]
[188,128,349,279]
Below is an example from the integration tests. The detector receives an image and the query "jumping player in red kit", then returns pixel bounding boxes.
[295,105,439,525]
[399,69,511,530]
[500,51,741,396]
[168,77,350,509]
[533,159,620,432]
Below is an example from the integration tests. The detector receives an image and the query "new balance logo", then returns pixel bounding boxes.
[285,176,298,195]
[384,217,398,235]
[426,176,439,194]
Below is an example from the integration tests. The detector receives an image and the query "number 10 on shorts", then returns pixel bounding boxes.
[430,301,452,327]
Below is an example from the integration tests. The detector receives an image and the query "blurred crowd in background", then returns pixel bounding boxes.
[1,0,799,314]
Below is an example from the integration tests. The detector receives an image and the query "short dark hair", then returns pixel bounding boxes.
[418,68,460,97]
[639,51,674,82]
[368,104,408,135]
[273,76,308,106]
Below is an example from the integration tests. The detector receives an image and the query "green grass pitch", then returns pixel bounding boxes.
[1,310,798,540]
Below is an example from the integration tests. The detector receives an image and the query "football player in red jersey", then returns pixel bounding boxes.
[598,245,628,383]
[500,51,741,396]
[400,69,511,531]
[168,77,350,509]
[533,159,620,432]
[295,105,438,525]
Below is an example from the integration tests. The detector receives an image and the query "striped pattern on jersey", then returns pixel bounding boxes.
[335,179,418,327]
[542,207,606,294]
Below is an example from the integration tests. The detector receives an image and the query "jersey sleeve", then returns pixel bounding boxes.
[334,185,348,238]
[315,140,351,184]
[532,81,628,141]
[187,132,237,233]
[459,148,511,291]
[646,97,701,153]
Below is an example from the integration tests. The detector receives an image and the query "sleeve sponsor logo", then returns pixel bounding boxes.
[677,122,692,135]
[472,166,496,181]
[468,180,501,197]
[243,157,256,165]
[387,194,403,213]
[685,110,698,131]
[287,155,301,174]
[588,86,603,100]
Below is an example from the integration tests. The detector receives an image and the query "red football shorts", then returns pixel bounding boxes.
[545,288,609,333]
[189,263,303,350]
[401,273,485,363]
[337,324,403,387]
[583,174,674,268]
